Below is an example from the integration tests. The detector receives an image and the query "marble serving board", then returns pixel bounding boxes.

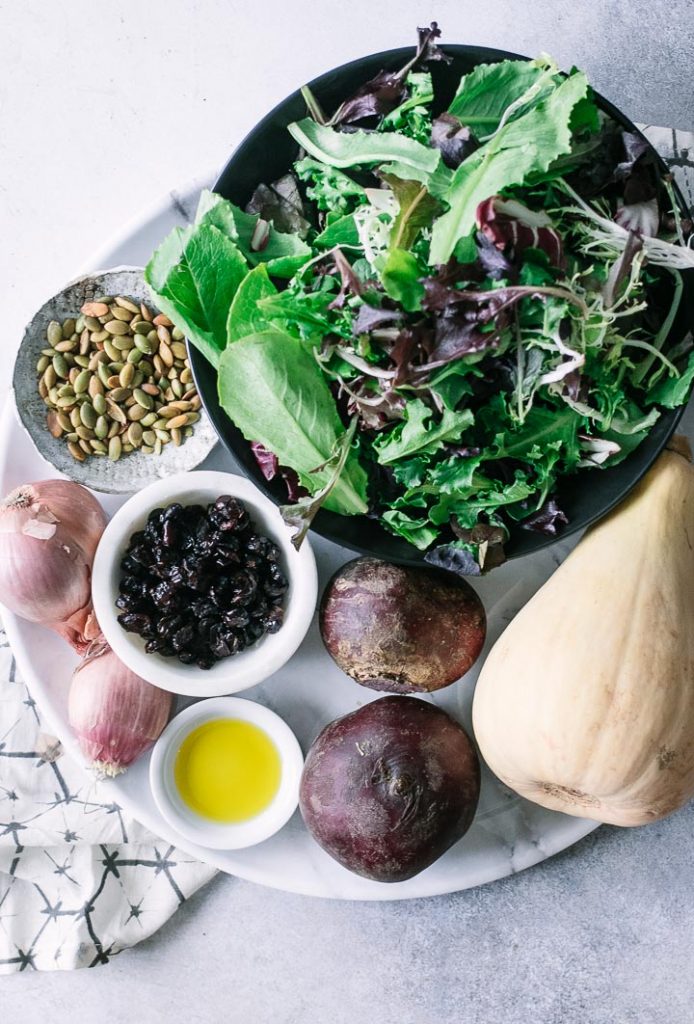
[1,175,620,900]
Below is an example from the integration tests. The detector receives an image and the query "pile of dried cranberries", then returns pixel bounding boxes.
[116,496,288,669]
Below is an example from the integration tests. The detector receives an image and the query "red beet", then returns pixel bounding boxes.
[319,557,486,693]
[299,696,480,883]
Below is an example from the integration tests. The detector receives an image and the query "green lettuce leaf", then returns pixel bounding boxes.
[195,190,311,278]
[145,223,249,369]
[381,248,425,311]
[449,58,554,128]
[375,399,474,464]
[287,118,441,176]
[218,330,368,515]
[227,264,278,343]
[429,72,589,264]
[646,349,694,408]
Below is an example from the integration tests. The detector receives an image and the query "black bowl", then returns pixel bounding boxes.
[191,43,693,564]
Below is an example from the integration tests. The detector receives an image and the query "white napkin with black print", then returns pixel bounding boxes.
[0,626,216,972]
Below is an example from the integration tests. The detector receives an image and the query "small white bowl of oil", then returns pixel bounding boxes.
[149,696,304,850]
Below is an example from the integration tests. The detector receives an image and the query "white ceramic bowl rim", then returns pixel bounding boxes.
[91,470,318,697]
[149,696,304,850]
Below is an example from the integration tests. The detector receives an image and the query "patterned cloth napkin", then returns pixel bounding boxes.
[0,626,216,971]
[1,127,692,973]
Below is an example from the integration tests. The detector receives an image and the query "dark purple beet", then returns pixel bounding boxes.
[299,696,480,883]
[319,557,486,693]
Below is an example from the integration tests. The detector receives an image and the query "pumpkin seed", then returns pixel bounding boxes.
[83,315,101,332]
[112,335,135,351]
[141,412,158,427]
[36,355,50,374]
[104,319,130,335]
[127,404,148,422]
[186,412,200,425]
[103,340,120,362]
[79,403,97,429]
[127,348,144,365]
[87,375,103,399]
[172,326,184,341]
[165,413,189,430]
[159,343,174,369]
[180,367,193,384]
[142,429,157,447]
[47,411,63,438]
[76,425,94,441]
[171,341,188,360]
[75,315,86,333]
[90,330,109,343]
[65,432,79,443]
[141,383,160,396]
[61,318,76,337]
[38,378,49,399]
[171,378,184,398]
[110,305,134,322]
[78,439,92,455]
[56,396,75,409]
[109,386,131,403]
[73,355,90,368]
[108,436,122,461]
[90,439,108,453]
[107,420,120,439]
[47,321,63,346]
[97,362,111,386]
[155,428,170,443]
[54,339,77,353]
[52,354,69,379]
[184,426,193,437]
[106,374,121,390]
[74,369,90,394]
[48,386,60,404]
[94,415,109,439]
[81,302,110,318]
[92,392,107,415]
[127,422,143,446]
[115,295,140,314]
[171,427,183,446]
[122,442,134,454]
[141,445,155,454]
[106,401,127,425]
[68,441,85,462]
[154,439,163,455]
[133,388,153,410]
[118,363,135,388]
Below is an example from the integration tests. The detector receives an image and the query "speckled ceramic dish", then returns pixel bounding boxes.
[12,266,218,493]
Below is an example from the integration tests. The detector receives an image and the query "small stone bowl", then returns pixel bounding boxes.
[12,266,218,494]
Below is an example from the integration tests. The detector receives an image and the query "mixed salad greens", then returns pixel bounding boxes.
[146,23,694,572]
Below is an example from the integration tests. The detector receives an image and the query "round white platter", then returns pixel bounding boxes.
[0,179,600,900]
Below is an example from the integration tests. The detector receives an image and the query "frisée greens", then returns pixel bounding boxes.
[146,23,694,571]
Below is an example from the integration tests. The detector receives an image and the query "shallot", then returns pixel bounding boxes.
[69,637,172,777]
[0,480,106,652]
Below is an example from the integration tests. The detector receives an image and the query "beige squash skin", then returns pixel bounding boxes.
[472,444,694,826]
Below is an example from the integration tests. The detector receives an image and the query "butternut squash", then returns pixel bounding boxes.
[472,438,694,826]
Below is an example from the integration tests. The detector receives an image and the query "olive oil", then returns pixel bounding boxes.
[174,718,281,822]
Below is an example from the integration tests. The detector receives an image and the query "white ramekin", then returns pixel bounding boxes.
[91,470,317,696]
[149,696,304,849]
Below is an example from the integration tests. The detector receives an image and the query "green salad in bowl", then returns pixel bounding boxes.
[146,24,694,573]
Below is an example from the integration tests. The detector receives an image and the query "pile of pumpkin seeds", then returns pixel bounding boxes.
[36,296,201,462]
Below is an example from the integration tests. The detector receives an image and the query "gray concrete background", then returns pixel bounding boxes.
[2,1,694,1020]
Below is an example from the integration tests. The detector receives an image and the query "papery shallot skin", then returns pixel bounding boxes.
[0,481,106,652]
[69,638,172,777]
